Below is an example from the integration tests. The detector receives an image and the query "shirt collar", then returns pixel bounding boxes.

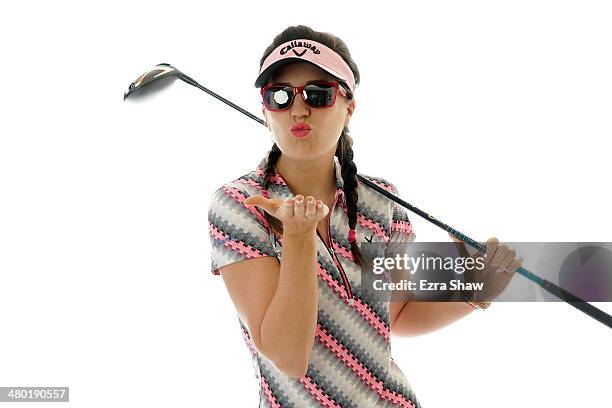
[256,154,346,205]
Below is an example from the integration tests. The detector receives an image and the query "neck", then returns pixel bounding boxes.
[275,152,338,201]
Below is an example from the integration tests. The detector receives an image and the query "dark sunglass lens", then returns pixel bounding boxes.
[304,83,335,108]
[265,86,293,110]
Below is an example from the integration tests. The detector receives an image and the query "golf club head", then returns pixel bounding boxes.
[123,63,183,101]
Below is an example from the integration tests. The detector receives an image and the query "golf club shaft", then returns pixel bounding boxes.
[184,74,612,329]
[180,74,267,126]
[358,175,612,329]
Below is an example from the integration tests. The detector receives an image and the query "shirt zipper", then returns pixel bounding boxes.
[316,194,354,305]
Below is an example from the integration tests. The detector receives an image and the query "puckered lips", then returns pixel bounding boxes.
[290,121,312,138]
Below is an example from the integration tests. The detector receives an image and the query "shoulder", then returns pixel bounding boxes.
[208,169,264,205]
[354,172,414,242]
[207,169,272,233]
[356,172,402,211]
[207,168,268,230]
[356,172,413,226]
[357,173,400,194]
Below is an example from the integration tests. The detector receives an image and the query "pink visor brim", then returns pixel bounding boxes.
[254,39,356,94]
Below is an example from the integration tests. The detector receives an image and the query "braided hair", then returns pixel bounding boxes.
[259,25,368,267]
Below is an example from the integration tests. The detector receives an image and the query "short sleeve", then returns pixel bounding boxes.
[388,182,416,244]
[208,184,277,276]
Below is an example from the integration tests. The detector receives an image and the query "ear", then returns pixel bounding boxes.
[344,99,356,127]
[262,105,271,131]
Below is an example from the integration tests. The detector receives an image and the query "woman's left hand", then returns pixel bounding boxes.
[449,234,523,302]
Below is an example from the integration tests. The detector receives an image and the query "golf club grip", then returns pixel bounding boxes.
[540,280,612,329]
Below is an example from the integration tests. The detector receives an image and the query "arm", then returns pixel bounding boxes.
[259,230,319,377]
[389,236,523,337]
[388,235,477,337]
[390,299,475,337]
[218,194,327,378]
[219,231,319,378]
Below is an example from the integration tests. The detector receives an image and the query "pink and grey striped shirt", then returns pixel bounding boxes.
[208,153,421,408]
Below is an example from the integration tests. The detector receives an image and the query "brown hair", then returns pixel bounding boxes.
[259,25,368,267]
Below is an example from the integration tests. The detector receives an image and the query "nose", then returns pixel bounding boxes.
[290,90,310,119]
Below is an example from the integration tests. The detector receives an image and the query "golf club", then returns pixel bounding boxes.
[124,63,612,329]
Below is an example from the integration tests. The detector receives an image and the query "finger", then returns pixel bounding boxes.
[293,195,306,217]
[506,256,523,273]
[484,237,499,263]
[243,194,264,206]
[244,195,277,213]
[499,248,516,271]
[491,244,509,268]
[278,197,295,218]
[472,250,485,260]
[317,201,329,218]
[449,233,462,243]
[305,197,317,217]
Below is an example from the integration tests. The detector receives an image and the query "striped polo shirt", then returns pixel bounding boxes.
[208,152,421,408]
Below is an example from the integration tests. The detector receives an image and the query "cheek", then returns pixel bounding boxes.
[268,115,289,132]
[321,110,346,131]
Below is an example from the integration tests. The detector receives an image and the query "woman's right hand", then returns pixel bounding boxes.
[244,194,330,237]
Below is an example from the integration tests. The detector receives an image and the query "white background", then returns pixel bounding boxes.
[1,1,611,407]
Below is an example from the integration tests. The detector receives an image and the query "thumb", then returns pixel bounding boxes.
[449,233,463,243]
[244,195,276,213]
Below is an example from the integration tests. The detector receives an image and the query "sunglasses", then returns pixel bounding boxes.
[261,81,349,111]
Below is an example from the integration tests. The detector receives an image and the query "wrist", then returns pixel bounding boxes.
[460,288,492,311]
[283,227,318,241]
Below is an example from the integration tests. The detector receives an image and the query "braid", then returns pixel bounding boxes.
[257,26,373,269]
[262,144,283,235]
[261,133,369,268]
[336,128,368,268]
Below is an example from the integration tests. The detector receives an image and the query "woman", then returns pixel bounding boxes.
[208,25,522,408]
